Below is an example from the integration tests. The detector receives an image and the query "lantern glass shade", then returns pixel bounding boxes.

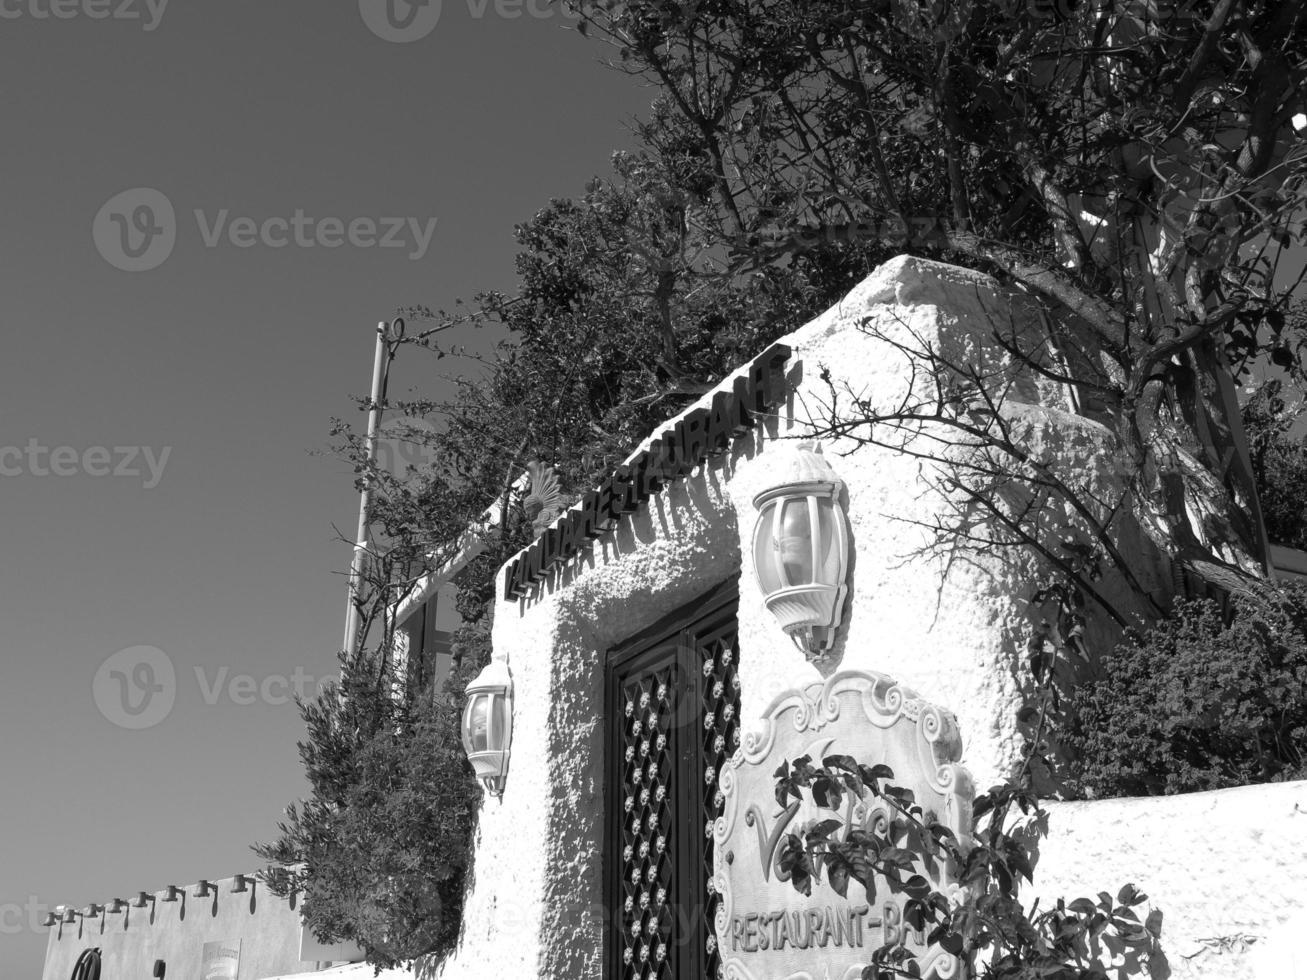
[461,661,513,796]
[466,696,490,752]
[752,444,850,656]
[463,692,509,755]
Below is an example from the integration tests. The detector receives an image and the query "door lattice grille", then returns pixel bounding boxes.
[616,666,678,978]
[699,638,741,979]
[607,581,740,980]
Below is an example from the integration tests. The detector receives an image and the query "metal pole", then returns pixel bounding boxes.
[342,320,397,656]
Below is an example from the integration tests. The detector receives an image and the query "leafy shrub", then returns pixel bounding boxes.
[1064,580,1307,798]
[255,622,492,970]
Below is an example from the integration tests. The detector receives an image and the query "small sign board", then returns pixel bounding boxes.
[712,670,974,980]
[200,939,241,980]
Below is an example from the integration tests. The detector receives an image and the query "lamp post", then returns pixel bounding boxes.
[461,661,513,796]
[751,442,850,657]
[341,316,457,661]
[341,317,405,658]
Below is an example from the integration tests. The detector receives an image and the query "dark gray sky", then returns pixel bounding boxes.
[0,2,650,973]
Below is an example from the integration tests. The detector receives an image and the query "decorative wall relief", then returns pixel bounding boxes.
[712,670,974,980]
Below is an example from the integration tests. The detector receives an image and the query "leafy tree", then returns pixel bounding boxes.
[1243,377,1307,550]
[568,0,1307,609]
[410,148,893,499]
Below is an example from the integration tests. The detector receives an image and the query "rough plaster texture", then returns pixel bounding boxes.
[1027,780,1307,980]
[422,256,1254,980]
[41,874,337,980]
[250,774,1307,980]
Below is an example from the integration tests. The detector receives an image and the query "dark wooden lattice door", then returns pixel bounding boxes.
[606,579,741,980]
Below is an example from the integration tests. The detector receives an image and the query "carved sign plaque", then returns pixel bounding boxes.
[200,939,241,980]
[712,670,974,980]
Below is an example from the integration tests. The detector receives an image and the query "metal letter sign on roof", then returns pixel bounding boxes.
[712,670,975,980]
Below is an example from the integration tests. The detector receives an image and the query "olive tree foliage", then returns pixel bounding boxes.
[567,0,1307,621]
[1242,374,1307,549]
[251,404,515,969]
[404,148,898,500]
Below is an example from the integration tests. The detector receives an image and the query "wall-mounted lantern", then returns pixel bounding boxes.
[751,442,850,657]
[461,660,513,797]
[193,880,215,899]
[231,875,254,894]
[41,913,57,927]
[161,886,183,903]
[133,892,156,910]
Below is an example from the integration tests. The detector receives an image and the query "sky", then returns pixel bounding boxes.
[0,2,653,974]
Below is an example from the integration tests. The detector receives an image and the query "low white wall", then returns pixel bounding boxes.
[41,874,330,980]
[346,785,1307,980]
[1027,780,1307,980]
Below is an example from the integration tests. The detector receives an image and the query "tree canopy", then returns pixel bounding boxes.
[565,0,1307,591]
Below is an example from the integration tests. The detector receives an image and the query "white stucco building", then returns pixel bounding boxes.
[407,256,1306,980]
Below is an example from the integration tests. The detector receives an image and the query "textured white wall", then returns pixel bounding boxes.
[275,776,1307,980]
[423,256,1263,980]
[1029,780,1307,980]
